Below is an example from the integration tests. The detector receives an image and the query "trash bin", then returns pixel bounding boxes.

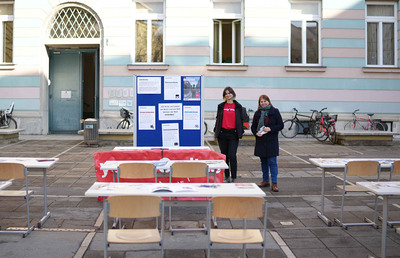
[83,118,99,145]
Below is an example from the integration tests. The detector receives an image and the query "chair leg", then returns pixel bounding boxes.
[334,189,346,228]
[365,195,379,229]
[169,206,173,235]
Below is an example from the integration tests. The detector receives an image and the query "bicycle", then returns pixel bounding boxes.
[117,108,133,129]
[313,110,337,144]
[344,109,386,131]
[281,108,320,138]
[0,102,17,129]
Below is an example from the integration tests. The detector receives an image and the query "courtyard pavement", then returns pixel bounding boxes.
[0,134,399,257]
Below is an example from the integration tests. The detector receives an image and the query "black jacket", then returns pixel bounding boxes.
[214,100,244,139]
[251,107,283,157]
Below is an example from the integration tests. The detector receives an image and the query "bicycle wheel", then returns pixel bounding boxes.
[371,121,385,131]
[312,121,325,139]
[6,117,17,129]
[344,121,356,130]
[117,120,130,129]
[281,120,299,138]
[309,121,319,138]
[316,124,329,142]
[328,124,337,144]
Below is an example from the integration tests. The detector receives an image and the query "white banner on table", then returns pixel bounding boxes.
[162,123,180,147]
[137,77,161,94]
[139,106,156,130]
[159,103,182,120]
[164,76,181,100]
[183,105,200,130]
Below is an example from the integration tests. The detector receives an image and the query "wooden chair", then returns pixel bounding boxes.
[207,196,268,258]
[169,161,209,234]
[115,163,158,228]
[379,160,400,227]
[117,162,157,182]
[0,163,34,238]
[334,161,381,229]
[104,195,164,258]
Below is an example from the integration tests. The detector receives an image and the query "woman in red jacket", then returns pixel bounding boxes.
[214,87,244,183]
[251,94,284,191]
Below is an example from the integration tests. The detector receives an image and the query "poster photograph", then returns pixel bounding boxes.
[183,76,201,101]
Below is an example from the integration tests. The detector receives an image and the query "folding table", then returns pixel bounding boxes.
[309,158,398,226]
[0,157,59,228]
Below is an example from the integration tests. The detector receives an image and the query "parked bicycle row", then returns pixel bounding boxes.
[280,108,388,144]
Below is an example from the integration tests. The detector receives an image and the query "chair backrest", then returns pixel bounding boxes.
[0,163,25,180]
[211,196,265,219]
[118,163,156,179]
[392,160,400,175]
[346,161,380,176]
[171,162,208,178]
[108,195,162,218]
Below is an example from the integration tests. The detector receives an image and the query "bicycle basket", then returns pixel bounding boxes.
[324,114,337,122]
[120,108,129,119]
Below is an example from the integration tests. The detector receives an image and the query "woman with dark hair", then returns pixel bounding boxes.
[214,86,244,183]
[251,94,283,192]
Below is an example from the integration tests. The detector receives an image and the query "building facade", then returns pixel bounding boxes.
[1,0,399,134]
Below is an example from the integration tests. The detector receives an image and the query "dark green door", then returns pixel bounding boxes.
[49,50,98,133]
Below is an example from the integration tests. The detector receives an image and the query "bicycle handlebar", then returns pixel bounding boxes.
[352,109,360,115]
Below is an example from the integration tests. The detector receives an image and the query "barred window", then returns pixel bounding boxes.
[48,7,100,39]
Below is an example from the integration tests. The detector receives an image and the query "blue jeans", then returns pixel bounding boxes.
[260,157,278,183]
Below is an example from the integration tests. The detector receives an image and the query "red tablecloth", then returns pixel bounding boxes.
[94,148,226,200]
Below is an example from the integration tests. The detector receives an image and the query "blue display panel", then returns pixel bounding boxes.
[135,76,202,147]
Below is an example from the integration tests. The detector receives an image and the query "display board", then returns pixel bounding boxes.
[134,75,203,147]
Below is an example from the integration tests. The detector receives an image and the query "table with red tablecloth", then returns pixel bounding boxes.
[94,148,226,184]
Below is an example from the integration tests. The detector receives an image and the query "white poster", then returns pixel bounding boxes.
[159,103,182,120]
[61,91,71,99]
[137,77,162,94]
[183,106,200,130]
[164,76,181,100]
[139,106,156,130]
[162,123,180,147]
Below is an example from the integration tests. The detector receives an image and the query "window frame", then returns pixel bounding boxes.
[210,0,244,65]
[365,2,397,67]
[132,0,165,64]
[0,2,13,64]
[289,1,321,66]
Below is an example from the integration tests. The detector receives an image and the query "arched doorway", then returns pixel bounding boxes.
[46,5,101,133]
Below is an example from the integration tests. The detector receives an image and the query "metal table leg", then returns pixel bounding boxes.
[381,196,388,258]
[37,168,51,228]
[317,168,332,226]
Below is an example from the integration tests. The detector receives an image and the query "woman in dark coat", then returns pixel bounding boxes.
[214,87,244,183]
[251,94,283,191]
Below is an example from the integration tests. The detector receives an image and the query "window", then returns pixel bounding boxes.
[366,3,397,67]
[48,7,100,39]
[0,3,13,63]
[212,0,243,64]
[134,0,164,63]
[290,2,321,65]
